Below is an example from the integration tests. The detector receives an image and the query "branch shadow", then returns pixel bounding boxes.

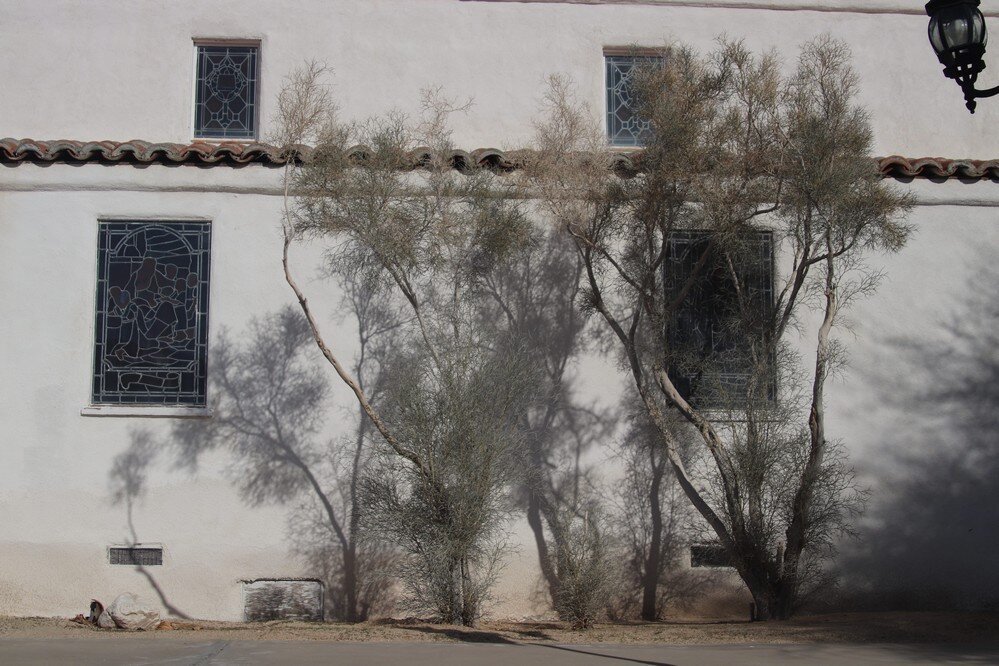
[109,430,192,620]
[108,305,396,622]
[839,258,999,611]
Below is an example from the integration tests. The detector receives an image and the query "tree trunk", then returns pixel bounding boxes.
[742,566,798,621]
[747,580,778,621]
[459,556,475,626]
[641,454,665,621]
[342,404,367,623]
[445,558,462,625]
[774,582,796,620]
[527,491,560,605]
[342,544,359,622]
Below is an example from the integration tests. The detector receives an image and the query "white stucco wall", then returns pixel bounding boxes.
[2,0,999,620]
[2,0,999,156]
[0,172,306,619]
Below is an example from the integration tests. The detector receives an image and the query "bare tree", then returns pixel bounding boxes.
[361,344,531,624]
[275,66,534,625]
[528,37,911,619]
[548,500,613,628]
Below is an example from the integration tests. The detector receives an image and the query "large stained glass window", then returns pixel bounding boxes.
[92,221,211,406]
[605,55,658,147]
[194,44,258,139]
[664,231,774,408]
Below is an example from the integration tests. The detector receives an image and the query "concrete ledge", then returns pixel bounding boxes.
[80,406,213,418]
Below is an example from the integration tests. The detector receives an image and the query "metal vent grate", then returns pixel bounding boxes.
[109,547,163,566]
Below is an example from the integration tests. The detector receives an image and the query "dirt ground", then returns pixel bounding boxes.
[1,612,997,645]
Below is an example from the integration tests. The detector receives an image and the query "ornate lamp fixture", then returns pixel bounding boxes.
[926,0,997,112]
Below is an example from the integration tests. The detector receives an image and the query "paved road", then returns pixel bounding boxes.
[1,640,999,665]
[0,637,999,666]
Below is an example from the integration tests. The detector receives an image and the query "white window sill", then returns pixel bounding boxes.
[81,406,213,418]
[191,136,259,143]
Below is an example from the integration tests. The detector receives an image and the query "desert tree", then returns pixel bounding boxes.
[361,344,532,624]
[547,500,613,628]
[285,259,404,621]
[528,37,910,619]
[275,65,534,625]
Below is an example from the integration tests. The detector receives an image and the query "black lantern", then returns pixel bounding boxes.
[926,0,998,112]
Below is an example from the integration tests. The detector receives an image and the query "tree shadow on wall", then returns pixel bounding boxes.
[109,305,397,622]
[109,429,192,619]
[477,227,617,613]
[839,260,999,610]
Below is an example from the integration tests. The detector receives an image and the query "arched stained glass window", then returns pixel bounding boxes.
[92,221,211,405]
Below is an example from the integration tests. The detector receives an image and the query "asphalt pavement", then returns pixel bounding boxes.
[1,639,999,665]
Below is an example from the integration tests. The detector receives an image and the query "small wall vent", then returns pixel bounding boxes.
[109,546,163,566]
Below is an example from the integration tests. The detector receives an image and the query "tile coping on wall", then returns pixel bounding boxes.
[2,138,998,181]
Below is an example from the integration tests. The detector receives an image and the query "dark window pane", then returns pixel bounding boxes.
[664,231,774,409]
[606,55,658,147]
[195,45,258,139]
[93,221,211,406]
[690,543,731,568]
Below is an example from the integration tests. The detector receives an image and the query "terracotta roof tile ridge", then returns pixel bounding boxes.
[2,138,998,180]
[877,154,999,179]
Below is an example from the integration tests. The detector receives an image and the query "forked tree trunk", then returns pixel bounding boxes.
[527,492,561,604]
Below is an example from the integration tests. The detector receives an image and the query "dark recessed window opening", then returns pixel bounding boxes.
[664,230,774,409]
[195,44,259,139]
[690,543,731,568]
[109,547,163,566]
[92,220,211,406]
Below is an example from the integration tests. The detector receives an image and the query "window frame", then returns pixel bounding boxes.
[82,217,214,418]
[603,47,666,148]
[192,39,261,141]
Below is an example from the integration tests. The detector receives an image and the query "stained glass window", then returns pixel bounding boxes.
[194,44,258,139]
[606,55,659,147]
[92,221,211,406]
[664,231,774,408]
